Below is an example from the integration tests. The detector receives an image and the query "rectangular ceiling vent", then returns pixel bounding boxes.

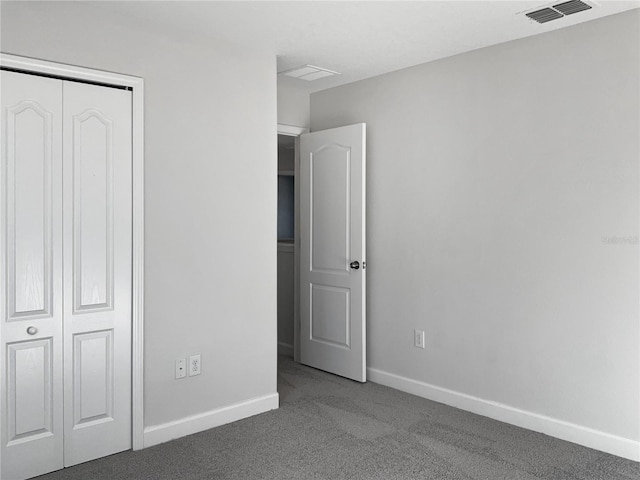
[279,65,340,82]
[553,0,593,15]
[525,0,594,24]
[526,7,564,23]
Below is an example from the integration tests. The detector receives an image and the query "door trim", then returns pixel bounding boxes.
[277,124,308,363]
[278,124,307,137]
[0,53,145,451]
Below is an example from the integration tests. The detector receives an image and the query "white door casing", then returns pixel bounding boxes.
[62,81,132,466]
[0,70,65,480]
[0,52,145,456]
[299,123,366,382]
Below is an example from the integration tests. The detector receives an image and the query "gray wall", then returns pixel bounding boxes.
[1,1,278,427]
[278,82,310,128]
[311,11,639,441]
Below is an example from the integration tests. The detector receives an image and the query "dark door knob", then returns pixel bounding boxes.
[350,261,360,270]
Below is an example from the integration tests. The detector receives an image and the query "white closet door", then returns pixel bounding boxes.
[0,71,64,480]
[62,81,132,466]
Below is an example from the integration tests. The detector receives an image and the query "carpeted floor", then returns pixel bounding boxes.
[36,356,638,480]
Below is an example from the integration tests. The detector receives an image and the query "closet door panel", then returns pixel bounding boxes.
[9,101,51,317]
[1,70,64,480]
[62,80,132,467]
[73,109,113,311]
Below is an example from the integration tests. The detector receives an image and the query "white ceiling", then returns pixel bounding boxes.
[92,0,639,93]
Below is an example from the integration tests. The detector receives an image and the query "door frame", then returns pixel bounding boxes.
[0,53,145,451]
[277,124,307,363]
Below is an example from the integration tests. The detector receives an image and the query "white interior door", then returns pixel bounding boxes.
[1,71,132,479]
[0,70,65,480]
[62,81,132,466]
[299,123,366,382]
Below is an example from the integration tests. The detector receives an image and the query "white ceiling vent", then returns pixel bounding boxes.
[279,65,340,82]
[525,0,594,24]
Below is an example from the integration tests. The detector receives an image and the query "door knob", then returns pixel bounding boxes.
[26,326,38,335]
[349,261,360,270]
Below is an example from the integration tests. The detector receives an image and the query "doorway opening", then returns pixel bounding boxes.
[276,124,307,366]
[277,133,296,359]
[275,122,367,383]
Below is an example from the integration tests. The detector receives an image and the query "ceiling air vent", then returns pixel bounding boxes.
[526,7,564,23]
[279,65,340,82]
[553,0,592,16]
[524,0,594,24]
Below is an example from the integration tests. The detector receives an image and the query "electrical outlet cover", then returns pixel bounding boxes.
[189,354,201,376]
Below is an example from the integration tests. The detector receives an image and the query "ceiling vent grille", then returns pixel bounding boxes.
[526,7,564,23]
[278,65,340,82]
[553,0,592,16]
[525,0,594,24]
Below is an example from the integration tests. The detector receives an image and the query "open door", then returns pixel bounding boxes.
[299,123,366,382]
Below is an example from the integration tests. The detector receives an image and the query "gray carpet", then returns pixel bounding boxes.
[37,356,638,480]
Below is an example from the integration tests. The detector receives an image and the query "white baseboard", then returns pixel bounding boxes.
[367,368,639,462]
[278,342,294,357]
[143,393,279,448]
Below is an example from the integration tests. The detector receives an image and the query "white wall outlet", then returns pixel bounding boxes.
[414,330,425,349]
[189,354,201,376]
[175,358,186,379]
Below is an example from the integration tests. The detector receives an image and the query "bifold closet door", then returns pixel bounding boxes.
[1,70,132,479]
[62,81,132,467]
[0,70,65,480]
